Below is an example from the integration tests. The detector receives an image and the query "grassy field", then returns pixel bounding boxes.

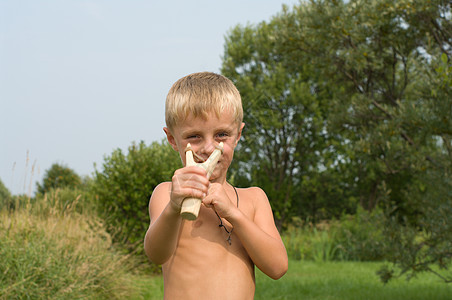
[1,191,450,299]
[130,260,452,300]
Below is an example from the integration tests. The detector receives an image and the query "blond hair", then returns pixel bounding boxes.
[165,72,243,130]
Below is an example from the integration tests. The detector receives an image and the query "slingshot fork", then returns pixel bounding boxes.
[180,142,224,220]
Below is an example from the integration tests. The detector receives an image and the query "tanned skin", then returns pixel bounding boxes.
[144,110,288,300]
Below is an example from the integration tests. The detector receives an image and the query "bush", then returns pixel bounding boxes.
[331,207,387,261]
[283,218,341,262]
[92,140,180,255]
[0,179,20,212]
[36,163,82,195]
[0,189,136,299]
[0,179,11,202]
[378,169,452,283]
[283,208,387,262]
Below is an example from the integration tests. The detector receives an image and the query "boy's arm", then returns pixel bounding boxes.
[234,188,288,279]
[144,167,210,264]
[144,182,182,265]
[206,186,288,279]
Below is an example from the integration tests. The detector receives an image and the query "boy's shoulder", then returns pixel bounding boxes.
[236,186,265,194]
[150,182,172,202]
[235,186,270,205]
[155,181,172,190]
[236,186,275,224]
[151,181,170,192]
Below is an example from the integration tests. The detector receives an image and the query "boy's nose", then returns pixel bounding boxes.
[201,139,217,156]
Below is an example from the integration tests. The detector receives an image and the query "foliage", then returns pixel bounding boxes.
[0,178,10,202]
[222,10,357,228]
[378,169,452,283]
[283,219,339,262]
[36,163,82,195]
[222,0,451,281]
[0,179,15,211]
[0,188,136,299]
[0,177,30,212]
[283,208,386,262]
[331,207,387,261]
[92,139,181,255]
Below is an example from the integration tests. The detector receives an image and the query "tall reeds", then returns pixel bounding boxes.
[0,188,138,299]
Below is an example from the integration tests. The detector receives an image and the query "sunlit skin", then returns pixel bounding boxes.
[144,109,288,300]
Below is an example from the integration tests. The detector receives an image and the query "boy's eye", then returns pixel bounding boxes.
[184,134,200,140]
[216,132,229,139]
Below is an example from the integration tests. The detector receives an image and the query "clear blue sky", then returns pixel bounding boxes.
[0,0,300,195]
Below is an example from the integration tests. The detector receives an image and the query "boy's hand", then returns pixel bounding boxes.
[202,183,238,219]
[170,166,209,213]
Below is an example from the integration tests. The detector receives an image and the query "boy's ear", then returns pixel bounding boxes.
[235,122,245,146]
[163,127,178,151]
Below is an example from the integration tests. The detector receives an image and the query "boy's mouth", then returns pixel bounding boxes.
[194,156,222,170]
[192,152,207,164]
[184,143,224,175]
[191,151,222,165]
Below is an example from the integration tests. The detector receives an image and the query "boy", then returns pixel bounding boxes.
[144,72,288,299]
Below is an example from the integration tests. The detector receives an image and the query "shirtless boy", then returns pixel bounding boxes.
[144,72,288,299]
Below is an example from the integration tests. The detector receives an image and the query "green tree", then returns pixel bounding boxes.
[222,4,359,227]
[281,0,451,216]
[37,163,81,195]
[93,139,181,253]
[379,52,452,283]
[222,0,451,281]
[223,57,335,228]
[286,0,451,281]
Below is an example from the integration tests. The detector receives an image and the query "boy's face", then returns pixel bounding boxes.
[164,109,244,183]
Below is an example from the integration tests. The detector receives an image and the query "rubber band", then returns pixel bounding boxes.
[184,143,224,163]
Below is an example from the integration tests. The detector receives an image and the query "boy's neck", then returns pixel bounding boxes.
[210,176,228,185]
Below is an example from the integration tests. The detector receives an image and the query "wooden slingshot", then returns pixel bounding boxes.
[180,142,224,220]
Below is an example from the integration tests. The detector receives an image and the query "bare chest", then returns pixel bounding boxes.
[162,198,256,299]
[180,206,239,247]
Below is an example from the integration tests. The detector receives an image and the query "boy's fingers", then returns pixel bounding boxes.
[173,185,207,198]
[173,168,209,186]
[182,165,208,176]
[202,196,212,207]
[173,166,207,178]
[173,172,209,189]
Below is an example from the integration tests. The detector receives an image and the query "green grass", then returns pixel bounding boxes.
[131,260,451,300]
[128,274,164,300]
[255,260,451,300]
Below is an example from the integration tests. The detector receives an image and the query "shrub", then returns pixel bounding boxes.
[0,194,31,212]
[0,179,10,202]
[92,140,180,255]
[331,207,387,261]
[36,163,82,195]
[283,218,340,262]
[0,179,21,212]
[283,208,387,262]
